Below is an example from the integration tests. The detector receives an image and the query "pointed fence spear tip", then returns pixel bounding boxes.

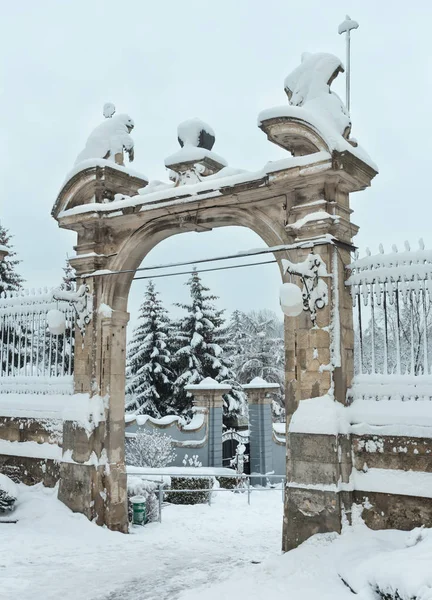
[379,244,384,254]
[404,241,411,251]
[419,238,425,250]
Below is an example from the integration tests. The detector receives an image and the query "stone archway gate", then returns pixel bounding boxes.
[51,55,377,547]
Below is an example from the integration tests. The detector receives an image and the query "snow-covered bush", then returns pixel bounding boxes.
[125,429,176,468]
[0,474,19,513]
[127,476,159,523]
[165,476,213,505]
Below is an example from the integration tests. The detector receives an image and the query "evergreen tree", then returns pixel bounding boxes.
[125,280,173,417]
[0,224,24,376]
[61,257,75,290]
[172,269,247,422]
[233,309,285,419]
[0,224,23,294]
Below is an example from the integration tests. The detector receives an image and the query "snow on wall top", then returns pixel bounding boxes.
[62,158,149,189]
[289,392,432,438]
[75,111,135,166]
[58,151,331,219]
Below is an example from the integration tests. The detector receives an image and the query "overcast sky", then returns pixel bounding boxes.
[1,0,431,328]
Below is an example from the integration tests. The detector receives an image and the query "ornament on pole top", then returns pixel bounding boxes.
[338,15,359,114]
[103,102,116,119]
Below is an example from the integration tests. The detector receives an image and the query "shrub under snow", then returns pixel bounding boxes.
[125,429,176,469]
[0,473,19,513]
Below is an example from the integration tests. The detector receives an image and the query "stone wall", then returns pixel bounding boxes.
[0,415,61,486]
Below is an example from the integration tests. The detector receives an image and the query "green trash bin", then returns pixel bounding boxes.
[131,495,146,526]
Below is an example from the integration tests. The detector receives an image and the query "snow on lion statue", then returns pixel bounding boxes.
[75,105,135,166]
[284,52,352,141]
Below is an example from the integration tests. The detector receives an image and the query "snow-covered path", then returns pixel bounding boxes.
[0,484,283,600]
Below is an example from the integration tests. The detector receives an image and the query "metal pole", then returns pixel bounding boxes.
[158,485,163,523]
[338,16,359,114]
[346,30,351,113]
[247,478,251,505]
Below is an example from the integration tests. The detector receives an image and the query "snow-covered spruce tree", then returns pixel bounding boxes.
[125,429,176,468]
[61,257,75,291]
[234,309,285,419]
[171,269,247,423]
[125,280,174,417]
[0,224,23,295]
[0,225,25,376]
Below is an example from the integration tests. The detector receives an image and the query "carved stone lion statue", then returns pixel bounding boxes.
[284,52,351,140]
[75,113,135,166]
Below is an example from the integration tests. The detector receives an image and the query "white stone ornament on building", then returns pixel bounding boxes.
[279,282,304,317]
[165,118,227,186]
[47,309,67,336]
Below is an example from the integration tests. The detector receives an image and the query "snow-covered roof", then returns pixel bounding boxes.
[185,377,231,391]
[243,377,280,389]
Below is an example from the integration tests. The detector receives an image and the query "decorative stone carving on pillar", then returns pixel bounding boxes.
[185,378,230,468]
[243,377,280,485]
[164,118,226,186]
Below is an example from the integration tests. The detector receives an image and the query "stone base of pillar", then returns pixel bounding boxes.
[58,461,128,532]
[58,420,129,533]
[282,430,352,551]
[283,487,351,551]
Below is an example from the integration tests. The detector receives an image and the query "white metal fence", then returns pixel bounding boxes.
[0,287,75,394]
[346,241,432,400]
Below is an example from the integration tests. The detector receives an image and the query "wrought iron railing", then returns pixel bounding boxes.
[346,241,432,400]
[0,287,75,394]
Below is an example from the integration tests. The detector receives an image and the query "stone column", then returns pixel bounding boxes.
[185,378,230,468]
[243,379,280,485]
[58,252,129,533]
[281,188,357,551]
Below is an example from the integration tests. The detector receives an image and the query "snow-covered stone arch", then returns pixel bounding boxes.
[105,206,288,313]
[52,61,376,544]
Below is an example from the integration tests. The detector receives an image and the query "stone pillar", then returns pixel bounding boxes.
[185,378,230,468]
[243,379,280,485]
[282,187,358,551]
[58,252,129,533]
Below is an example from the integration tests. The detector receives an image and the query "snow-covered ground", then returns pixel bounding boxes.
[0,484,283,600]
[1,484,431,600]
